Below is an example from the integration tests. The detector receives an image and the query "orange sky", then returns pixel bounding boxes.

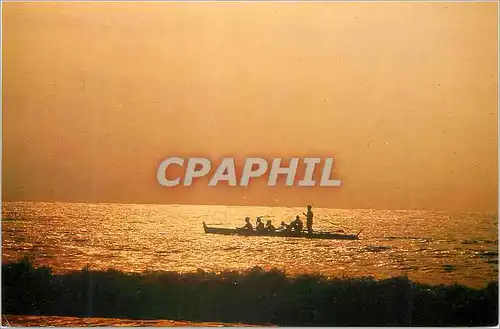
[3,2,498,211]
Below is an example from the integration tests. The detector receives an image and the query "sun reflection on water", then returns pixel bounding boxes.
[2,202,498,288]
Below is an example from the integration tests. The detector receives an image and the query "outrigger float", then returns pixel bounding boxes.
[203,222,362,240]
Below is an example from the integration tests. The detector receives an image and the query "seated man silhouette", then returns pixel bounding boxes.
[290,215,304,233]
[240,217,253,231]
[265,220,276,233]
[255,217,265,233]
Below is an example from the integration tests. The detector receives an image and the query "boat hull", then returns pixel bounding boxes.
[202,222,359,240]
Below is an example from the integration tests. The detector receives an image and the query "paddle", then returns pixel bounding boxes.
[322,219,347,234]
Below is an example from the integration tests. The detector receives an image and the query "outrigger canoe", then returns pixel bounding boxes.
[203,222,361,240]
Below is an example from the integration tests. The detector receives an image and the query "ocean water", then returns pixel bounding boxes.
[2,202,497,288]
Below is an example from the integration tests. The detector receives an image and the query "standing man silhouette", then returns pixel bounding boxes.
[304,205,314,234]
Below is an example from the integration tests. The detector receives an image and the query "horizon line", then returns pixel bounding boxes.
[2,199,497,214]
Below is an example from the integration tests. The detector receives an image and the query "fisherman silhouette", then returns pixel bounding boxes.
[290,215,303,233]
[241,217,253,231]
[256,217,265,232]
[265,220,276,232]
[304,205,314,234]
[280,221,292,233]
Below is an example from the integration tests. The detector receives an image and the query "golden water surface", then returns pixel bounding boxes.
[2,202,497,288]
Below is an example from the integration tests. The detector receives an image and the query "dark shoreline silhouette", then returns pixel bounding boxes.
[2,257,498,326]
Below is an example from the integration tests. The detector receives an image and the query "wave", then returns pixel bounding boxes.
[2,257,498,326]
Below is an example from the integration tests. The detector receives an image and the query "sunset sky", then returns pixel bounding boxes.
[3,2,498,212]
